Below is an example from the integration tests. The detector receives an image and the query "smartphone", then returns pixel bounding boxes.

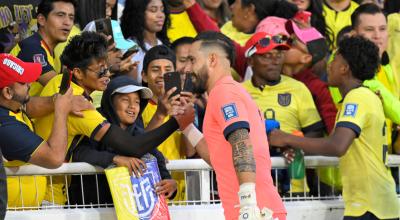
[294,11,312,24]
[122,45,139,60]
[182,74,194,93]
[164,71,181,97]
[95,18,114,46]
[59,68,72,95]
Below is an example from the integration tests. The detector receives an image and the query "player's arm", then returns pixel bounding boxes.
[228,127,275,219]
[269,126,356,157]
[28,88,74,168]
[227,128,256,183]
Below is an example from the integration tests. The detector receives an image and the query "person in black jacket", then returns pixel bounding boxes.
[69,75,178,205]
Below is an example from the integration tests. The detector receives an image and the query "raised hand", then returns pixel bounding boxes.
[54,87,74,115]
[173,97,195,130]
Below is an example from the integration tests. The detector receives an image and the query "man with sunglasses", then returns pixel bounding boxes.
[33,32,195,206]
[242,31,325,196]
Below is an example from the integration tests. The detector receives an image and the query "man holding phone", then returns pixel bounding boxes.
[84,18,139,77]
[0,54,74,215]
[141,45,197,202]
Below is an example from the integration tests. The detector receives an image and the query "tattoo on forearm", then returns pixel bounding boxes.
[228,128,256,173]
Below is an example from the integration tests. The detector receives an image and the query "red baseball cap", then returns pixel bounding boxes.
[245,32,290,58]
[0,53,42,88]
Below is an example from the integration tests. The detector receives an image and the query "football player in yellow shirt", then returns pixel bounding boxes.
[269,36,399,219]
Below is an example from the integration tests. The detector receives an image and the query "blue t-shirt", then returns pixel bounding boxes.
[0,107,43,162]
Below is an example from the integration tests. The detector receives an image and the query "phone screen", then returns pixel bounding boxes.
[59,68,72,95]
[95,18,114,46]
[164,71,181,97]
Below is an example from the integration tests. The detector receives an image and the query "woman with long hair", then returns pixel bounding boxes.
[120,0,171,83]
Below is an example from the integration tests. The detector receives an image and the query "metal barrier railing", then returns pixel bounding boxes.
[4,155,400,210]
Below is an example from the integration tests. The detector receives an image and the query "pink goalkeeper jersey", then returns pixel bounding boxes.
[203,76,286,220]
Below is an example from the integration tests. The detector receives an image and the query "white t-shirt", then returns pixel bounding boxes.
[131,38,163,84]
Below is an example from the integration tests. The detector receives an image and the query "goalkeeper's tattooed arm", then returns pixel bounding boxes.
[228,128,256,184]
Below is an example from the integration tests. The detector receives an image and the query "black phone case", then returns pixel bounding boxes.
[95,18,114,45]
[59,69,71,95]
[183,74,194,93]
[122,45,139,59]
[164,71,181,97]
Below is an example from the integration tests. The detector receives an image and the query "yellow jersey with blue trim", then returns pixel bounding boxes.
[242,75,324,133]
[141,101,186,202]
[34,74,107,205]
[335,87,399,218]
[0,107,47,207]
[10,32,61,96]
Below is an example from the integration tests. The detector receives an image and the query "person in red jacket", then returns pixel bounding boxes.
[282,20,337,134]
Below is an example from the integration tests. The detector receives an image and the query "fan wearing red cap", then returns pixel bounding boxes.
[242,32,325,196]
[0,54,74,217]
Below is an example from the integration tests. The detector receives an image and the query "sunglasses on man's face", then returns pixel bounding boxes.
[87,66,112,78]
[256,35,290,47]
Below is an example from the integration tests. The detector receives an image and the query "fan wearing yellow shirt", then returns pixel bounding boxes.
[34,32,194,205]
[323,0,358,49]
[141,45,197,202]
[242,32,325,195]
[269,36,399,220]
[10,0,77,96]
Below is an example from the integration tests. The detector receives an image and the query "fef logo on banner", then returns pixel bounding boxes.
[105,157,170,220]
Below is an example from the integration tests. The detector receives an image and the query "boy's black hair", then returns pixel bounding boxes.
[337,36,379,81]
[61,32,107,71]
[193,31,235,67]
[171,37,194,51]
[142,45,176,74]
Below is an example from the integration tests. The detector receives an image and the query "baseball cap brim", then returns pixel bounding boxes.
[112,85,153,99]
[285,20,323,44]
[111,20,136,50]
[245,32,290,58]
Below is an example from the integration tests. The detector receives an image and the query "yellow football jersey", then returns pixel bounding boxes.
[242,75,323,193]
[4,111,47,208]
[141,101,186,201]
[323,1,358,49]
[242,75,323,133]
[336,87,399,218]
[34,74,107,205]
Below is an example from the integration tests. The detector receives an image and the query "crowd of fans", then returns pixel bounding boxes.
[0,0,400,219]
